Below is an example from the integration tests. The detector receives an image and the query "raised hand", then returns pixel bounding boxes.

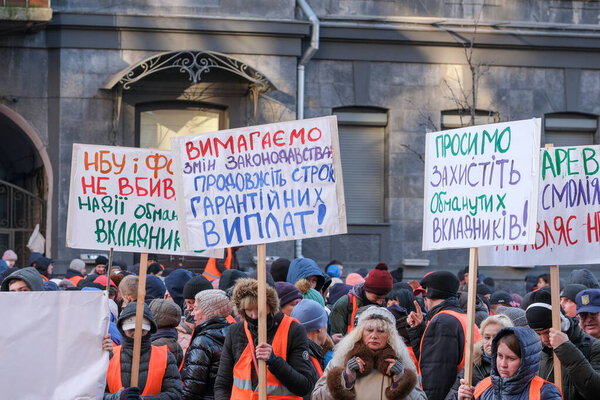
[407,300,423,327]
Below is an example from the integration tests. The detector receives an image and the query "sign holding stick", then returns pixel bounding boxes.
[463,248,479,387]
[550,264,563,392]
[130,253,148,388]
[257,244,267,400]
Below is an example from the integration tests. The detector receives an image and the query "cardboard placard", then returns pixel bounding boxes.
[66,144,222,258]
[480,144,600,266]
[423,118,541,250]
[170,116,347,251]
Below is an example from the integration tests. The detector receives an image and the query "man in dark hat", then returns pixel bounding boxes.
[406,270,480,400]
[526,287,600,400]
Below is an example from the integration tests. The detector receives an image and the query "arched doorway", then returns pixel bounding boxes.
[0,104,52,265]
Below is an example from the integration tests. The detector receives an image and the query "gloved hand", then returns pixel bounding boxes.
[346,356,361,373]
[119,387,141,400]
[388,360,404,376]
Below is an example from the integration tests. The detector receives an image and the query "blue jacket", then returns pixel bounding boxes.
[476,326,562,400]
[286,258,324,290]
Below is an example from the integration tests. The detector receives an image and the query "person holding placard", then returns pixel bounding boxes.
[407,271,481,400]
[526,288,600,400]
[214,278,316,399]
[105,302,182,400]
[457,327,562,400]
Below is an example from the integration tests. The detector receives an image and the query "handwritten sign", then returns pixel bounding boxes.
[423,119,541,250]
[170,116,347,251]
[66,144,221,257]
[480,144,600,266]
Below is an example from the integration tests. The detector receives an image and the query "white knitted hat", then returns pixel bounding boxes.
[196,289,233,319]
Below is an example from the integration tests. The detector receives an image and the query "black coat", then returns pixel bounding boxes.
[152,327,184,367]
[408,297,465,400]
[180,317,230,400]
[214,312,316,399]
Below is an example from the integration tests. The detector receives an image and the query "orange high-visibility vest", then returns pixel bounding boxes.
[202,248,233,281]
[226,315,237,324]
[68,275,84,286]
[473,375,554,399]
[346,295,358,334]
[418,310,482,375]
[231,315,303,399]
[310,356,323,378]
[407,346,419,370]
[107,345,168,396]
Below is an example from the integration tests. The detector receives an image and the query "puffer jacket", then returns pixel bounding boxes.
[103,302,182,400]
[407,297,465,400]
[539,317,600,400]
[180,317,230,400]
[474,326,562,400]
[330,283,381,335]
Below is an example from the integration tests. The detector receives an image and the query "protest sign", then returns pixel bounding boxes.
[423,118,541,250]
[170,116,347,251]
[0,291,109,400]
[480,144,600,266]
[66,144,221,257]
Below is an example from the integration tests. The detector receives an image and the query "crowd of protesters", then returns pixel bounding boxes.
[2,248,600,400]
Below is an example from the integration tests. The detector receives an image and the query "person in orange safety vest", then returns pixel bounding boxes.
[406,270,481,400]
[214,278,317,399]
[104,302,182,400]
[290,299,329,382]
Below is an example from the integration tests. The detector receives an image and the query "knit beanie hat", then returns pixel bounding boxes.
[69,259,86,271]
[183,275,212,300]
[219,269,248,292]
[270,258,291,282]
[356,268,369,278]
[149,298,182,328]
[326,264,341,278]
[561,283,588,302]
[328,283,352,305]
[147,263,163,275]
[303,288,326,307]
[420,271,459,300]
[274,281,303,307]
[291,299,328,332]
[345,273,365,286]
[95,255,108,266]
[2,250,17,262]
[477,283,492,297]
[496,305,528,327]
[195,289,233,319]
[525,288,553,330]
[145,275,167,300]
[364,263,393,295]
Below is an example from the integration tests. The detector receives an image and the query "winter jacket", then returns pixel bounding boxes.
[65,269,85,286]
[104,302,182,400]
[471,326,562,400]
[445,341,492,400]
[407,297,465,400]
[180,317,230,400]
[311,338,426,400]
[304,339,325,400]
[0,266,44,291]
[214,312,317,399]
[567,269,600,289]
[152,328,183,366]
[459,291,490,327]
[287,258,325,291]
[539,317,600,400]
[330,283,381,335]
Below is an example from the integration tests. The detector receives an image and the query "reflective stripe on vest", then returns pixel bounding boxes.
[474,375,551,400]
[231,315,303,399]
[202,248,233,281]
[347,295,358,334]
[418,310,482,375]
[310,356,323,378]
[107,345,168,396]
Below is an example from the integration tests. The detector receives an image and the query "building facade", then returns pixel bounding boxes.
[1,0,599,291]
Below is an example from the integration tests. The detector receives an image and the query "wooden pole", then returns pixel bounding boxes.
[550,264,563,392]
[257,244,267,400]
[464,248,479,388]
[105,248,114,298]
[130,253,148,388]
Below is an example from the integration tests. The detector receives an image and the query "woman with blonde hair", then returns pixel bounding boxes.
[312,306,426,400]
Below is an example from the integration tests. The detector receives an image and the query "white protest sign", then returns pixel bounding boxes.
[423,118,541,250]
[171,116,347,251]
[480,144,600,266]
[66,144,221,257]
[0,291,109,400]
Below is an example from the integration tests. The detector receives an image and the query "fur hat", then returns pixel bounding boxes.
[196,289,233,319]
[232,278,279,318]
[95,255,108,266]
